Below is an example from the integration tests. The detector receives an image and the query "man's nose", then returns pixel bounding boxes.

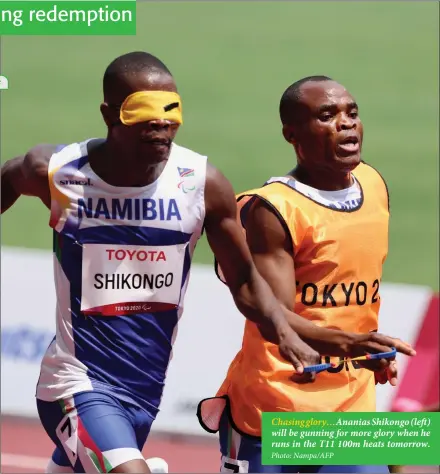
[148,119,172,131]
[337,113,356,131]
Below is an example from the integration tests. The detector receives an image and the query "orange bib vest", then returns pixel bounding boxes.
[204,161,390,438]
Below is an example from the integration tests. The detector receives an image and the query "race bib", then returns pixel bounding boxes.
[55,409,79,467]
[80,243,187,316]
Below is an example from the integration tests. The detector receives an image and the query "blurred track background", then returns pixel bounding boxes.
[1,1,438,472]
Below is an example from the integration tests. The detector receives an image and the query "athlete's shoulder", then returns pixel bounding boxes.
[48,138,98,172]
[355,161,388,184]
[17,143,59,181]
[27,140,87,159]
[25,143,58,162]
[355,160,390,210]
[236,176,293,206]
[204,162,233,200]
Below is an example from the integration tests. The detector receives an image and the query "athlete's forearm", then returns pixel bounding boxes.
[1,161,21,213]
[231,264,293,345]
[282,308,356,356]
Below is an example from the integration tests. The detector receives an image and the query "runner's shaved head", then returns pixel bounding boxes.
[103,51,174,102]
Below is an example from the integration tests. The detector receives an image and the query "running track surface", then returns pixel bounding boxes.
[1,416,219,473]
[1,416,437,473]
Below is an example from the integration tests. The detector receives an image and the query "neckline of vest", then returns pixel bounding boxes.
[263,176,365,214]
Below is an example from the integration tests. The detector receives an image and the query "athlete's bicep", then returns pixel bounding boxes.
[203,164,254,292]
[22,145,53,203]
[245,198,296,311]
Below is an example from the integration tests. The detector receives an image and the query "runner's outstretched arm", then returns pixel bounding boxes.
[244,197,416,361]
[203,164,320,372]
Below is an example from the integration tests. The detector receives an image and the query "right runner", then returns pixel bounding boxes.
[198,75,416,474]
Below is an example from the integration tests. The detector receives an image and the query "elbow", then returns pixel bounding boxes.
[1,156,24,193]
[230,286,280,344]
[1,169,19,214]
[225,264,282,343]
[232,290,259,325]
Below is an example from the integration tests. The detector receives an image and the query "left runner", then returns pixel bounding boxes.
[0,51,320,474]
